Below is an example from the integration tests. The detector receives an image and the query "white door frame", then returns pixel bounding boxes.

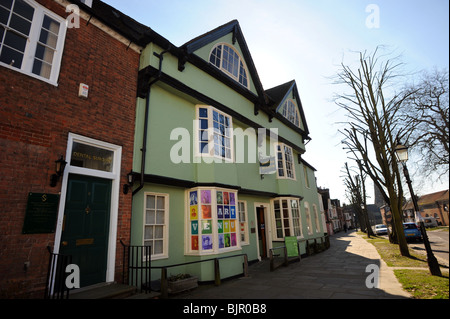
[53,133,122,284]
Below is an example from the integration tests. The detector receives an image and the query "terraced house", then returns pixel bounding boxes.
[130,19,326,283]
[0,0,151,297]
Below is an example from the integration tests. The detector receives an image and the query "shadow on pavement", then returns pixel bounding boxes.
[170,231,410,299]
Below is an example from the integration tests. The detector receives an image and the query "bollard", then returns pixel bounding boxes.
[243,255,249,277]
[214,258,221,286]
[269,249,274,272]
[283,247,288,267]
[160,267,168,299]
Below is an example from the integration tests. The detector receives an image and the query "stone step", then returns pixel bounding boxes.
[69,282,137,299]
[125,291,161,299]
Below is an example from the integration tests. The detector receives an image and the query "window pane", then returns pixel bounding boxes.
[274,201,280,210]
[284,228,290,236]
[200,142,208,154]
[144,226,153,240]
[70,142,114,172]
[0,7,10,25]
[154,226,164,239]
[199,130,208,142]
[42,15,60,34]
[291,200,298,208]
[32,59,51,78]
[0,44,23,67]
[156,211,164,224]
[39,29,58,49]
[200,119,208,130]
[146,195,155,209]
[3,30,26,51]
[156,196,164,209]
[209,45,221,68]
[9,13,31,35]
[35,43,54,63]
[1,0,13,10]
[145,210,155,225]
[199,108,208,118]
[214,144,220,156]
[13,0,34,21]
[154,240,163,254]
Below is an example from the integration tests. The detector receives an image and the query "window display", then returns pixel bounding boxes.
[187,188,240,254]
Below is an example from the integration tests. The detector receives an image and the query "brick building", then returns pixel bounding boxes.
[0,0,151,298]
[403,190,449,226]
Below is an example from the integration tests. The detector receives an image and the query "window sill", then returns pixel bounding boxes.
[194,154,234,164]
[150,254,168,261]
[1,63,59,87]
[276,176,297,181]
[185,246,242,256]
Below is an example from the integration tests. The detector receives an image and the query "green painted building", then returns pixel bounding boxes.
[130,20,325,283]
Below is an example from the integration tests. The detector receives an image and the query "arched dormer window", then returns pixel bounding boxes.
[209,43,249,89]
[281,99,300,127]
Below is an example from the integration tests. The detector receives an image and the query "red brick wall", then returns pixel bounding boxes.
[0,0,139,298]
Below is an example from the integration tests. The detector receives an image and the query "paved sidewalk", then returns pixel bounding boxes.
[171,230,411,299]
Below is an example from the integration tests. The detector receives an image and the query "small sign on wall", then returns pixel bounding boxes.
[78,83,89,98]
[22,193,60,234]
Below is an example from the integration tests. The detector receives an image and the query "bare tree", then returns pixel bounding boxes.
[342,162,374,236]
[401,69,449,180]
[334,48,411,257]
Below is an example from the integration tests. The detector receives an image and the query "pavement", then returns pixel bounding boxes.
[171,230,412,299]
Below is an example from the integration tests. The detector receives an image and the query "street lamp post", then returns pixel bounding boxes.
[395,142,442,276]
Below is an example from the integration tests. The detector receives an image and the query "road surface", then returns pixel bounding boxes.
[409,229,449,266]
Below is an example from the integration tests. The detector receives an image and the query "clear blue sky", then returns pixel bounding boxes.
[102,0,449,203]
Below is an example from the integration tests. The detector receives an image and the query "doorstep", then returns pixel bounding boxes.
[69,282,137,299]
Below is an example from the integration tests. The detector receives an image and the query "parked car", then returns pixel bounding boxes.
[374,224,388,235]
[403,222,422,242]
[422,216,438,228]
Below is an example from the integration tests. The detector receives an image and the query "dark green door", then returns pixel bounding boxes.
[60,174,112,288]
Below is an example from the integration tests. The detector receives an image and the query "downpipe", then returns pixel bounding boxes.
[132,48,170,196]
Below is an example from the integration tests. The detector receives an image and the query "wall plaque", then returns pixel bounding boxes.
[22,193,60,234]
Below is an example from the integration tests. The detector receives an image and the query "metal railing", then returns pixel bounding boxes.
[120,241,152,293]
[44,246,72,299]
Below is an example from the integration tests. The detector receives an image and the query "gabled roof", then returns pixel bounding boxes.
[265,80,310,137]
[179,20,310,140]
[419,189,449,205]
[403,189,449,210]
[179,20,269,109]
